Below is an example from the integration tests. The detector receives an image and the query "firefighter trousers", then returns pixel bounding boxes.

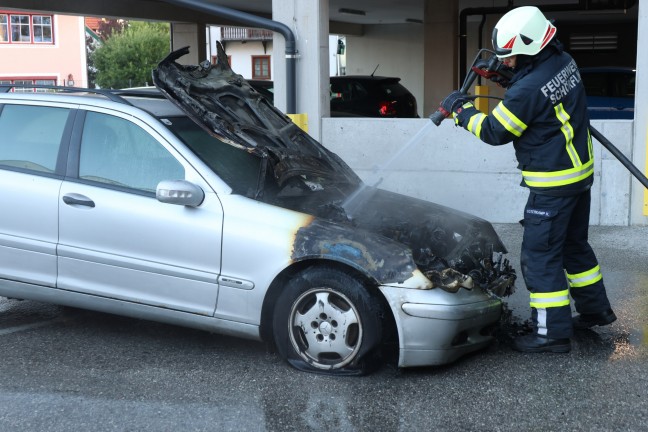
[520,189,612,339]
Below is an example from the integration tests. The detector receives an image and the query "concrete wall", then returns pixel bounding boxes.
[170,22,201,65]
[344,24,424,118]
[322,118,647,226]
[273,0,329,140]
[633,1,648,222]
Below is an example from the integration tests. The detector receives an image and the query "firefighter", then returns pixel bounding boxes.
[437,6,616,352]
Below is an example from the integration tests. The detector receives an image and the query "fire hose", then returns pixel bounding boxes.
[430,51,648,190]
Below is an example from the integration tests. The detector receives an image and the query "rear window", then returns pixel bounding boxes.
[581,71,635,98]
[377,82,410,97]
[331,79,411,99]
[330,80,368,102]
[0,104,69,173]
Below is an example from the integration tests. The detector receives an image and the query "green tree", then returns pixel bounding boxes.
[92,21,170,89]
[86,19,128,88]
[97,18,128,41]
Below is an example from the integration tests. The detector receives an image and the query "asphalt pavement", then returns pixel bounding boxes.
[0,223,647,431]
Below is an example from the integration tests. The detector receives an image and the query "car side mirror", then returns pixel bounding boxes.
[156,180,205,207]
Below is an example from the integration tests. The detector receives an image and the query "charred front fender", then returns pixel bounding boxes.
[292,219,430,288]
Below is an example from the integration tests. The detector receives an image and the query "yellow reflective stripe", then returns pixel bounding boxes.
[566,265,603,288]
[530,289,570,308]
[523,158,594,187]
[554,103,582,167]
[467,113,487,138]
[587,129,593,160]
[453,102,476,124]
[492,102,527,137]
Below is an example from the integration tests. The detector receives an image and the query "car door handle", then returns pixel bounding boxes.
[62,194,95,208]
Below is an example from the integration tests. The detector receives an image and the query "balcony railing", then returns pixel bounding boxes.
[221,27,273,41]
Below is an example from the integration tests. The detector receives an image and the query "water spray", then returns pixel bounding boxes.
[341,121,436,219]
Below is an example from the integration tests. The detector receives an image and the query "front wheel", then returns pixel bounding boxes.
[272,267,384,375]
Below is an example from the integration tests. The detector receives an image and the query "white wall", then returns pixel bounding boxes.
[227,41,273,80]
[322,118,647,226]
[345,24,424,118]
[207,26,274,80]
[633,1,648,222]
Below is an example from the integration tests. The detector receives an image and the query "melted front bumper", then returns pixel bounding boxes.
[379,285,502,367]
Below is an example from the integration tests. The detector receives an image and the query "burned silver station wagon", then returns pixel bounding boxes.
[0,44,515,375]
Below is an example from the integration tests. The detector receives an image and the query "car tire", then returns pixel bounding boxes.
[272,266,384,375]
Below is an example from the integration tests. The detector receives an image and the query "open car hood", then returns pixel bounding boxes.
[153,45,516,297]
[153,44,360,190]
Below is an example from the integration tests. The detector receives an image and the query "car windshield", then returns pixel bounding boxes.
[152,47,361,197]
[161,115,360,204]
[162,115,263,196]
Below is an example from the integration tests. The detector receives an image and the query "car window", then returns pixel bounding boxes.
[162,116,262,196]
[330,82,344,101]
[79,111,184,193]
[581,71,635,98]
[614,74,635,98]
[379,82,409,97]
[349,82,368,101]
[330,80,367,102]
[582,72,607,96]
[0,104,69,173]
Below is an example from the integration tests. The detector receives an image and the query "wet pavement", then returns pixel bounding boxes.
[0,224,647,431]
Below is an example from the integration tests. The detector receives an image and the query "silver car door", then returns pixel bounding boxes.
[0,103,73,287]
[57,110,223,316]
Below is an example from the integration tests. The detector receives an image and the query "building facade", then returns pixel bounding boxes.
[208,25,341,80]
[0,11,87,90]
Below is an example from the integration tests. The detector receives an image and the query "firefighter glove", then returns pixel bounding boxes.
[440,90,469,115]
[454,101,478,127]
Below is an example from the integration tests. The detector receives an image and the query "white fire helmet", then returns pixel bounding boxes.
[492,6,557,59]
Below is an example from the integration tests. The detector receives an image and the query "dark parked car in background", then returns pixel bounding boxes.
[249,75,419,118]
[580,67,635,119]
[329,76,418,118]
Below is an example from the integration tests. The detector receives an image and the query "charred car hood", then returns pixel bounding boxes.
[153,45,515,297]
[153,45,360,192]
[350,188,514,295]
[292,186,515,296]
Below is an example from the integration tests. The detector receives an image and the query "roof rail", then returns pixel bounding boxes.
[0,84,134,105]
[110,88,166,99]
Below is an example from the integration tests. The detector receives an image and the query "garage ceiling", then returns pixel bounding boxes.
[0,0,638,27]
[206,0,425,25]
[0,0,422,25]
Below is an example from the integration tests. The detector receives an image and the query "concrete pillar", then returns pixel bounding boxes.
[273,0,329,141]
[170,22,207,65]
[631,2,648,224]
[423,0,458,117]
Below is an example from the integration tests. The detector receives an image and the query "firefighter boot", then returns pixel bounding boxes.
[572,308,617,330]
[512,334,571,353]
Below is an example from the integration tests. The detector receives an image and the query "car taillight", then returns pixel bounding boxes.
[378,100,397,116]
